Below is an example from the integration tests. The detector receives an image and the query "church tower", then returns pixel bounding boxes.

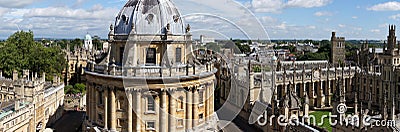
[385,25,397,55]
[330,32,346,65]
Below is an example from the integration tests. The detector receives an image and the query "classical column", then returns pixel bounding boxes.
[91,86,96,122]
[193,87,199,127]
[87,84,91,122]
[128,90,133,132]
[104,87,108,130]
[205,84,209,121]
[210,82,215,119]
[160,90,167,132]
[95,89,99,122]
[169,89,176,132]
[134,89,141,132]
[110,87,117,131]
[186,87,193,129]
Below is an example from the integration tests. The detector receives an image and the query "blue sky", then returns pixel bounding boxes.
[0,0,399,40]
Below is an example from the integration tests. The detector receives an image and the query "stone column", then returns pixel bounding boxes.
[104,87,108,130]
[128,90,133,132]
[205,84,209,121]
[134,89,141,132]
[327,80,331,107]
[169,89,176,132]
[186,87,193,129]
[87,84,91,122]
[95,89,99,122]
[211,82,215,116]
[91,86,96,123]
[160,90,167,132]
[110,87,117,131]
[309,81,315,107]
[193,87,199,127]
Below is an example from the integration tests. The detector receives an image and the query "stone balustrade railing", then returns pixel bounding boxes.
[87,61,215,78]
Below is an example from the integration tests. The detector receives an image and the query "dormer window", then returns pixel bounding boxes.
[146,14,154,24]
[173,15,180,23]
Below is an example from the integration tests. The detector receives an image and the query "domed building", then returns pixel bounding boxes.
[84,33,93,51]
[84,0,217,132]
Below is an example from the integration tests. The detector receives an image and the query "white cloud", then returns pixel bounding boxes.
[338,24,346,28]
[0,0,39,8]
[367,1,400,11]
[250,0,332,13]
[250,0,285,13]
[352,16,358,19]
[389,14,400,20]
[370,29,380,33]
[314,11,333,17]
[23,6,118,20]
[0,7,9,17]
[287,0,332,8]
[73,0,87,7]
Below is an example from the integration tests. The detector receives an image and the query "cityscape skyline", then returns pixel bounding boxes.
[0,0,399,40]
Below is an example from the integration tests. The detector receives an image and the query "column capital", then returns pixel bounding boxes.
[167,88,178,93]
[185,86,195,91]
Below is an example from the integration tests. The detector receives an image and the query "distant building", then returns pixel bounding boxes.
[200,35,215,44]
[84,33,93,51]
[330,32,346,65]
[296,42,318,54]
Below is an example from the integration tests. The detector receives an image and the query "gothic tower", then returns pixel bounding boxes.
[385,25,396,55]
[330,32,346,65]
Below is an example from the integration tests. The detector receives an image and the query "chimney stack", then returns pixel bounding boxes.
[13,70,18,81]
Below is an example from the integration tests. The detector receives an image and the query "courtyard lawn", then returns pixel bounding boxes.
[309,111,333,132]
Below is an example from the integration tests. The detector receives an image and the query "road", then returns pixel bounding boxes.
[52,111,85,132]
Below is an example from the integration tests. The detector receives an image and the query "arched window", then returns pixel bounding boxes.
[117,96,124,111]
[177,96,184,110]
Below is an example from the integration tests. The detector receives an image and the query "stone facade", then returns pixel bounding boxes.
[0,70,64,132]
[64,47,90,85]
[84,0,217,131]
[330,32,346,65]
[217,26,400,131]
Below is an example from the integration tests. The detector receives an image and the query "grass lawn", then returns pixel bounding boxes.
[309,111,332,132]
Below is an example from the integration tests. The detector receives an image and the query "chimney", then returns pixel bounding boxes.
[15,99,20,111]
[42,72,46,82]
[332,32,336,37]
[23,70,29,79]
[12,70,18,81]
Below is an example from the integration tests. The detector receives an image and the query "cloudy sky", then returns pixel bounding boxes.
[0,0,399,40]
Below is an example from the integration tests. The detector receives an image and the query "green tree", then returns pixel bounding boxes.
[0,31,66,80]
[206,43,220,52]
[70,38,83,50]
[93,38,102,50]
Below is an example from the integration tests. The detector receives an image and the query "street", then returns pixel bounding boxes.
[52,111,85,132]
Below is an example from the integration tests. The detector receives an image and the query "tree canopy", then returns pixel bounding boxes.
[0,31,66,80]
[65,83,86,94]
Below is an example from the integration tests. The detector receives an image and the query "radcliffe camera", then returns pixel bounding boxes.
[0,0,399,132]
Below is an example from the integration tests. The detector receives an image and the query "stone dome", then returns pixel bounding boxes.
[114,0,185,35]
[85,33,92,40]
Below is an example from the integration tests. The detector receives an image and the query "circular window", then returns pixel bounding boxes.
[173,15,180,23]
